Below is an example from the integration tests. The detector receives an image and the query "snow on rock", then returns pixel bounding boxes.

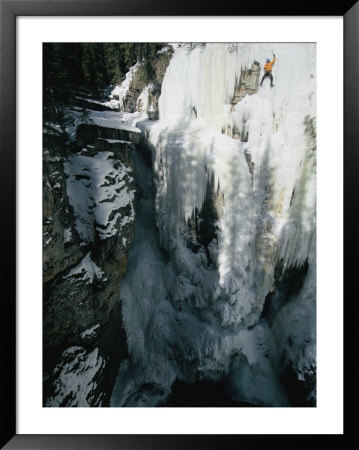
[43,237,53,248]
[61,101,144,138]
[63,228,72,244]
[84,111,142,133]
[43,121,64,136]
[136,84,151,113]
[45,346,106,407]
[64,151,135,242]
[108,63,140,108]
[80,323,101,340]
[97,138,131,145]
[63,252,104,285]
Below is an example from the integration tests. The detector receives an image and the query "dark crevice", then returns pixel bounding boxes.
[261,258,309,323]
[186,172,223,264]
[244,150,255,185]
[165,379,257,407]
[280,364,316,407]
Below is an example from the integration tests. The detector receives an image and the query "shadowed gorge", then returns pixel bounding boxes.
[43,42,316,408]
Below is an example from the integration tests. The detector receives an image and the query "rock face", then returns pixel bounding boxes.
[146,51,173,120]
[76,123,141,148]
[42,48,171,407]
[121,49,172,119]
[223,61,261,141]
[43,131,86,285]
[43,121,136,349]
[146,83,162,120]
[43,108,138,406]
[232,61,261,104]
[43,300,128,407]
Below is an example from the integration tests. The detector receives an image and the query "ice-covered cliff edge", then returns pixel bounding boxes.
[155,43,316,271]
[111,43,316,406]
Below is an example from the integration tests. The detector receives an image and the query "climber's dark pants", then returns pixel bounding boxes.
[260,70,274,86]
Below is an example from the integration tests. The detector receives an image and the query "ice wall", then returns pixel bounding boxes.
[149,43,316,320]
[113,43,317,406]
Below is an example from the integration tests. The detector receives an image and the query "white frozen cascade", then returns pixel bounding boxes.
[111,43,316,407]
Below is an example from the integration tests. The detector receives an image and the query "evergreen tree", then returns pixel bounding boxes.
[43,42,168,93]
[104,43,122,84]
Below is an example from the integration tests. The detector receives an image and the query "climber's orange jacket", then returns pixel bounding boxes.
[264,57,276,72]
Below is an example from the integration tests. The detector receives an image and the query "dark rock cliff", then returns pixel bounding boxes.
[120,49,172,119]
[43,110,139,406]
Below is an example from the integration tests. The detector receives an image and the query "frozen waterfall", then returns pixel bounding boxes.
[111,43,316,407]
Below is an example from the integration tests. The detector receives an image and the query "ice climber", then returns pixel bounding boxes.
[260,54,276,87]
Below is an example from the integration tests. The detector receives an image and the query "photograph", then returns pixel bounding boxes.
[2,0,355,445]
[42,42,317,408]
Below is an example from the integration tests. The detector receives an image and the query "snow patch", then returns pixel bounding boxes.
[63,252,104,285]
[107,63,140,109]
[43,237,52,247]
[63,228,72,244]
[80,324,100,339]
[45,346,105,407]
[64,151,135,241]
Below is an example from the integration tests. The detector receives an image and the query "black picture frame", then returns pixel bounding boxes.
[1,0,357,448]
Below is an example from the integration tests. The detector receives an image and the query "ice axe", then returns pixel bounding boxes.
[271,50,275,58]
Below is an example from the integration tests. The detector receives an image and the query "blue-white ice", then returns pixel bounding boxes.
[110,43,316,406]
